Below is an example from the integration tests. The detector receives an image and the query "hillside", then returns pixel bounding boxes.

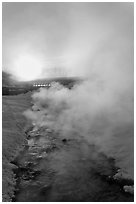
[2,93,31,201]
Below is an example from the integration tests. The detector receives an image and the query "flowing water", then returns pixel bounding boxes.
[12,126,134,202]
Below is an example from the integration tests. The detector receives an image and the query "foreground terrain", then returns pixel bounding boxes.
[2,92,134,202]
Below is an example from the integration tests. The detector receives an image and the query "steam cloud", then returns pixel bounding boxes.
[24,77,133,179]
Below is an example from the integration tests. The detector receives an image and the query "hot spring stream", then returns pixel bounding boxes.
[12,126,134,202]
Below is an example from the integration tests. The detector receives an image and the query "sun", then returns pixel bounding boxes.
[13,54,43,81]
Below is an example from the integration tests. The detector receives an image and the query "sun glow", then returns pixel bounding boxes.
[13,54,43,81]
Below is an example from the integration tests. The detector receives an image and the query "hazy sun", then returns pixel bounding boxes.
[13,54,43,81]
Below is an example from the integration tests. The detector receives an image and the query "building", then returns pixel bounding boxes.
[33,83,51,87]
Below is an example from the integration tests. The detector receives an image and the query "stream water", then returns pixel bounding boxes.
[12,126,134,202]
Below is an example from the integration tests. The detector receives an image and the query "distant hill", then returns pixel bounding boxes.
[2,71,82,95]
[28,76,82,87]
[2,71,17,87]
[2,71,81,87]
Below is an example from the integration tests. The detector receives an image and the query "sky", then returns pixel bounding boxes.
[2,2,133,81]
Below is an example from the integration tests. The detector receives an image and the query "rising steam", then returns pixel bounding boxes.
[24,76,133,179]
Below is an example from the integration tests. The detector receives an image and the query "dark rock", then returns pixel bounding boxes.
[62,138,67,143]
[123,185,134,194]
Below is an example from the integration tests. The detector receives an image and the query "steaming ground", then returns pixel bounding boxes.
[3,3,133,201]
[24,81,134,180]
